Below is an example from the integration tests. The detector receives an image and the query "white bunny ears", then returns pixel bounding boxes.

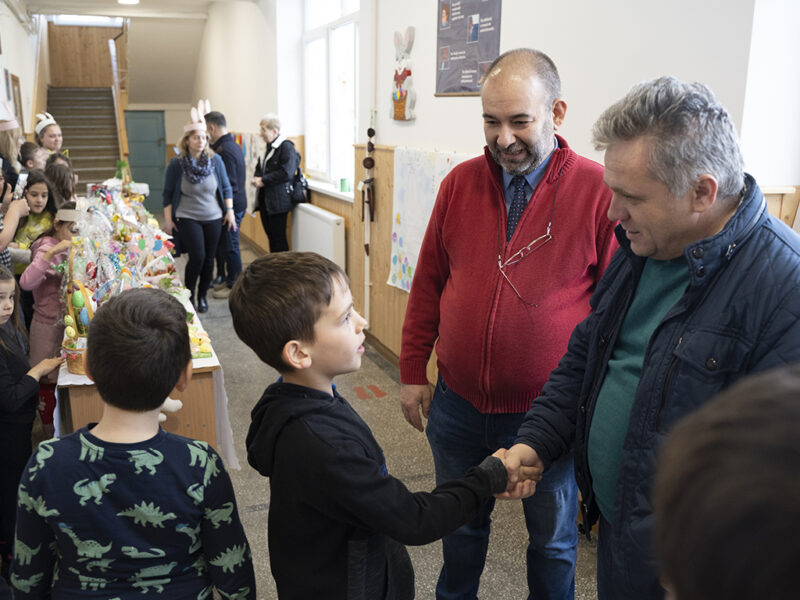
[34,111,57,135]
[184,99,211,133]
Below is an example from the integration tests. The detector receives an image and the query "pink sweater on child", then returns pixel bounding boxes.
[20,236,66,324]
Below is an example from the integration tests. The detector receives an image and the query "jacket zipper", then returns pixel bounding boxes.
[655,337,682,429]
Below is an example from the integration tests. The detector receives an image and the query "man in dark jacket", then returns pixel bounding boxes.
[205,111,246,298]
[499,76,800,599]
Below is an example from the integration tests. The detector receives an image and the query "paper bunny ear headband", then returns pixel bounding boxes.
[34,112,57,136]
[184,99,211,133]
[0,102,20,131]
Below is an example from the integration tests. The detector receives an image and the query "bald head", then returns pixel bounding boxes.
[482,48,561,105]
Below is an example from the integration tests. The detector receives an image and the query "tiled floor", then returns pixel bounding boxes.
[196,241,598,599]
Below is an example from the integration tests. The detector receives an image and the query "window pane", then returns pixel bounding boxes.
[342,0,360,15]
[306,0,340,30]
[305,37,328,175]
[329,22,356,185]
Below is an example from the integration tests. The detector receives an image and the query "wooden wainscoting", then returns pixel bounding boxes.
[48,24,123,88]
[763,186,800,229]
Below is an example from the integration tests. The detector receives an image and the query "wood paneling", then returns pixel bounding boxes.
[48,24,122,88]
[763,186,800,229]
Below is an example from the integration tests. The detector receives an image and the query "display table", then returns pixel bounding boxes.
[56,308,240,469]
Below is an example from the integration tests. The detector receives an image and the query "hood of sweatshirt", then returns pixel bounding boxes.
[245,381,339,477]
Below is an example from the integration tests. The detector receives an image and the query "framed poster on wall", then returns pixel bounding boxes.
[435,0,501,96]
[11,75,23,132]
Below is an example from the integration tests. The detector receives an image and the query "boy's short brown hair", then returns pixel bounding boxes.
[654,363,800,600]
[229,252,348,372]
[87,288,191,411]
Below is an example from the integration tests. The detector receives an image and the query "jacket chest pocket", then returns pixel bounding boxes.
[659,328,752,431]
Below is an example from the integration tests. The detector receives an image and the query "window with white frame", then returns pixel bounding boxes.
[303,0,359,188]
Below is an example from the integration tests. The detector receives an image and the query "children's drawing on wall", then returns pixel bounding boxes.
[388,148,471,292]
[392,26,416,121]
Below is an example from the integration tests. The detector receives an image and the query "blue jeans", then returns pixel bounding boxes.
[426,376,578,600]
[216,209,245,286]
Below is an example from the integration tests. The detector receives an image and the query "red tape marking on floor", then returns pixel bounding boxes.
[367,385,387,398]
[354,386,371,399]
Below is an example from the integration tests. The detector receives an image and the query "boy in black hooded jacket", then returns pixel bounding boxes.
[230,253,530,599]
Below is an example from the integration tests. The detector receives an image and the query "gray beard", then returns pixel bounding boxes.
[490,136,553,176]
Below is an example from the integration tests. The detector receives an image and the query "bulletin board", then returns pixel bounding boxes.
[436,0,502,95]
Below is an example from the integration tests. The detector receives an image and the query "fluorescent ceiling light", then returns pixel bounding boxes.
[118,0,140,5]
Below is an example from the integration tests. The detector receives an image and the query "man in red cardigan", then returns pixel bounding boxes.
[399,48,618,599]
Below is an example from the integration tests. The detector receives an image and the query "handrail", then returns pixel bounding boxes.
[108,38,130,177]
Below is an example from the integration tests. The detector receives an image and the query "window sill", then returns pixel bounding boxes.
[308,179,355,203]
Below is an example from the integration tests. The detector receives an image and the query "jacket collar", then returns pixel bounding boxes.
[268,134,287,150]
[210,132,233,151]
[617,173,766,285]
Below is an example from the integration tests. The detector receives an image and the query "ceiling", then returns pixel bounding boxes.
[23,0,255,20]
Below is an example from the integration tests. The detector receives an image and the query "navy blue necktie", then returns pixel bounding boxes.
[507,175,528,241]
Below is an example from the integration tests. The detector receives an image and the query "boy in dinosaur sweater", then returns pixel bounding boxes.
[10,288,255,599]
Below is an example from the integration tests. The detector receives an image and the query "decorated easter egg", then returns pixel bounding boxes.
[86,262,97,279]
[64,326,77,339]
[72,291,85,309]
[80,307,90,327]
[63,315,74,327]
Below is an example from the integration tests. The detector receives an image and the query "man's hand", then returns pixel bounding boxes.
[494,444,544,499]
[400,383,432,432]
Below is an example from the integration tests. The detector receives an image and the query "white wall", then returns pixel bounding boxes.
[0,6,41,136]
[193,0,277,134]
[273,0,302,136]
[127,17,205,105]
[740,0,800,185]
[375,0,756,163]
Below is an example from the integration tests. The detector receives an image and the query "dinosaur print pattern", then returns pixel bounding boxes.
[210,544,249,574]
[73,473,117,506]
[117,501,177,528]
[127,448,164,475]
[204,501,234,529]
[78,433,104,462]
[27,438,59,480]
[12,427,255,598]
[13,537,40,566]
[58,522,112,559]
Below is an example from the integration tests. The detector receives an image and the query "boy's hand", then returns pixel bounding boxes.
[400,383,432,432]
[493,444,544,500]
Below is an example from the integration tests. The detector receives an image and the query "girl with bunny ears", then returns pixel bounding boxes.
[34,112,63,153]
[162,100,236,313]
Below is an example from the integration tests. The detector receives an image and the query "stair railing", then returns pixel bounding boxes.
[108,38,130,179]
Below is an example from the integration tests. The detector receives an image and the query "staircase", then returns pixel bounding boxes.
[46,87,121,184]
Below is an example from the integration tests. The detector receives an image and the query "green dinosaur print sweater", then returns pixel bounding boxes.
[11,427,255,599]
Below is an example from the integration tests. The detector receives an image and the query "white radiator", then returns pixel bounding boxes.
[291,203,346,269]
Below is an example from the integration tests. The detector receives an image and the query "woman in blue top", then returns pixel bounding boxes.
[163,112,236,313]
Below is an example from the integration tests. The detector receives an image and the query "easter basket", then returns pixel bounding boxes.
[61,248,94,375]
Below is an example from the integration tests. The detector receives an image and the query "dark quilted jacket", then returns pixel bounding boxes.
[516,174,800,599]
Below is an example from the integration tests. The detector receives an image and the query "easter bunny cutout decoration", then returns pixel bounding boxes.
[392,26,416,121]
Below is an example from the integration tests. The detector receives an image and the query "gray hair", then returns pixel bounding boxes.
[484,48,561,105]
[592,76,744,199]
[260,113,281,132]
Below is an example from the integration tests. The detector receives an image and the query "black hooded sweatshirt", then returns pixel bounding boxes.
[246,381,507,600]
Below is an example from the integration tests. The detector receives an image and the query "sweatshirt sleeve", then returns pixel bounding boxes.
[298,426,506,546]
[0,350,38,414]
[398,178,453,385]
[20,240,57,292]
[199,446,256,599]
[11,465,58,598]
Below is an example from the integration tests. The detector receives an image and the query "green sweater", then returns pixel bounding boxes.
[587,257,689,522]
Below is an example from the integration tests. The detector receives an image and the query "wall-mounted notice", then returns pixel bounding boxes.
[436,0,501,96]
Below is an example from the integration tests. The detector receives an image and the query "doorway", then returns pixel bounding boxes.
[125,110,165,213]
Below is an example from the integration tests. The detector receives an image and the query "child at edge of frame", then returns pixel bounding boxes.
[229,251,524,600]
[10,287,256,599]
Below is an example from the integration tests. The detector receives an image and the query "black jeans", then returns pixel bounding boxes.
[177,217,222,297]
[258,210,289,252]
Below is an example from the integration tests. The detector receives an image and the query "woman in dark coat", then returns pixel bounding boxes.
[251,114,299,252]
